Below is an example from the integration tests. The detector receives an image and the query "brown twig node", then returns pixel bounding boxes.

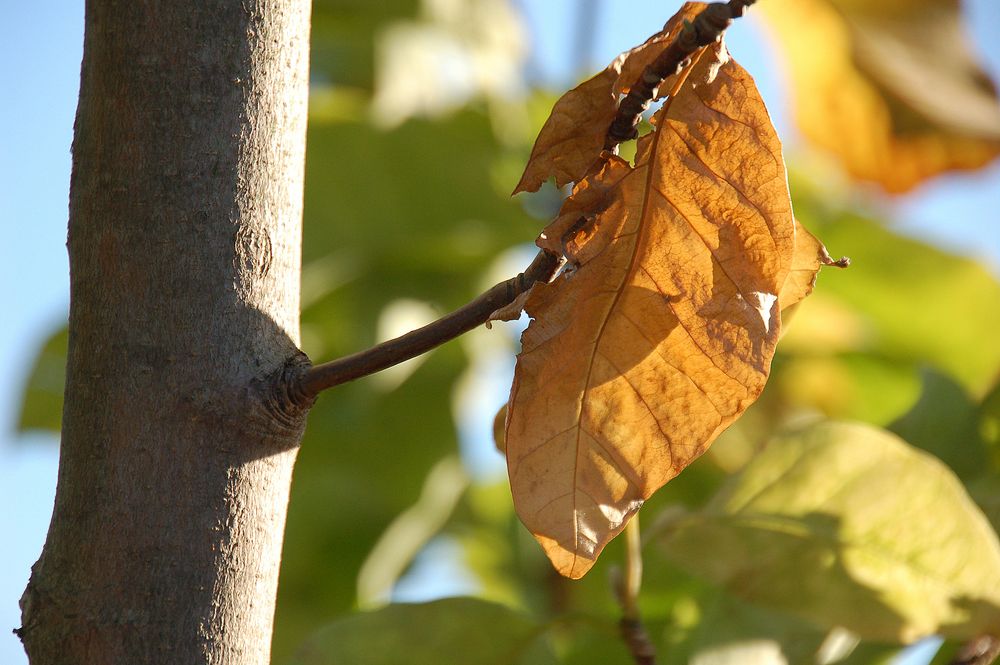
[605,0,758,151]
[619,617,657,665]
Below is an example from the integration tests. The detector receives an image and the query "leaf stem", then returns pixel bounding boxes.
[622,516,643,622]
[605,0,758,151]
[293,249,563,402]
[617,516,656,665]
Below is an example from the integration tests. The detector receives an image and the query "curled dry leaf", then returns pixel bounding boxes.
[512,2,709,195]
[486,290,531,328]
[506,34,835,578]
[778,219,848,313]
[512,68,620,195]
[493,403,507,454]
[758,0,1000,193]
[613,3,708,99]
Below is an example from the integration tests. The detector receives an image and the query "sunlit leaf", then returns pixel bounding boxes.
[662,420,1000,643]
[290,598,554,665]
[758,0,1000,192]
[506,36,822,578]
[511,67,618,194]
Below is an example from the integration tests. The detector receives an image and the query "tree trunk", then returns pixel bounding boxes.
[18,0,312,663]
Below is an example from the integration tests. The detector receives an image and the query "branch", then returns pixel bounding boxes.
[605,0,758,151]
[294,249,563,401]
[294,0,761,404]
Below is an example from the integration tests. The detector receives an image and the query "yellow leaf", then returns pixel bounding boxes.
[758,0,1000,193]
[506,42,807,578]
[663,421,1000,642]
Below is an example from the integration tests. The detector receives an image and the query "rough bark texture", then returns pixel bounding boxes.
[18,1,312,663]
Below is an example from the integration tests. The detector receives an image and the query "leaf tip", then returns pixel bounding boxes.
[511,177,539,197]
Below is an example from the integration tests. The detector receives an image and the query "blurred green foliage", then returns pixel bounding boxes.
[17,1,1000,663]
[18,327,66,433]
[289,597,555,665]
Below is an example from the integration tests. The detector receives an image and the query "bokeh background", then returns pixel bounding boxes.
[3,1,1000,663]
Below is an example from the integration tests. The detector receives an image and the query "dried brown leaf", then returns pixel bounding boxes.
[512,2,712,195]
[493,404,507,454]
[512,68,620,194]
[777,219,838,312]
[506,43,801,578]
[613,3,708,99]
[534,155,630,255]
[486,290,531,327]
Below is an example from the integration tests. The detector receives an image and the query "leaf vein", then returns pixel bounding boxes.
[665,120,781,257]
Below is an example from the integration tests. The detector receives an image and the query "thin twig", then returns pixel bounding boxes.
[295,0,761,403]
[295,249,562,401]
[616,517,656,665]
[605,0,758,151]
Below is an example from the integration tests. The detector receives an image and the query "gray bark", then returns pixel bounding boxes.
[18,0,312,663]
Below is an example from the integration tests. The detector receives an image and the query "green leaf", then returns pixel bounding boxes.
[273,348,469,662]
[356,456,469,609]
[890,367,991,482]
[659,589,830,665]
[784,212,1000,396]
[979,379,1000,464]
[302,111,532,282]
[661,420,1000,643]
[275,105,538,661]
[289,598,554,665]
[18,325,67,434]
[768,189,1000,429]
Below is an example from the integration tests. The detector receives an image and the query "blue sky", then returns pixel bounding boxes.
[0,1,998,664]
[0,2,80,663]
